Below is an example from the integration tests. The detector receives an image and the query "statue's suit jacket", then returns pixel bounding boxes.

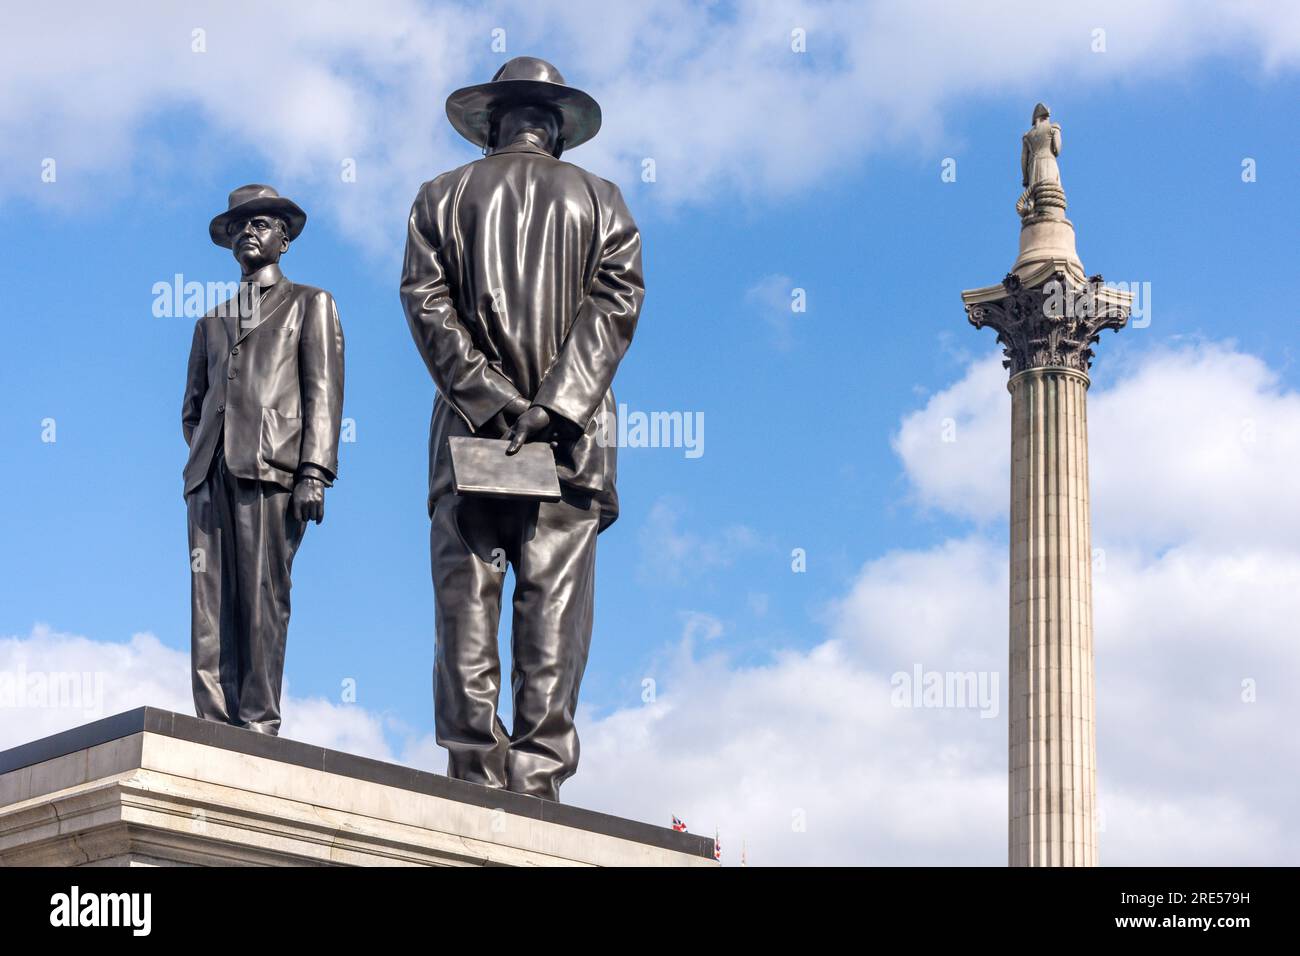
[182,271,345,496]
[400,139,644,531]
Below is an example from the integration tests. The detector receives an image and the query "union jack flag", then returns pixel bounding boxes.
[671,815,687,832]
[714,830,721,862]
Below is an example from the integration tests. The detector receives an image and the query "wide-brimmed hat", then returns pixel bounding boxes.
[208,184,306,248]
[445,56,601,151]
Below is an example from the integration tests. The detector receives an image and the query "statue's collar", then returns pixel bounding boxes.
[240,263,284,289]
[489,133,554,158]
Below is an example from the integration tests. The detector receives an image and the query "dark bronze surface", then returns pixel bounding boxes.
[429,490,600,801]
[183,185,345,736]
[182,265,345,495]
[445,55,602,152]
[401,57,644,800]
[449,436,562,501]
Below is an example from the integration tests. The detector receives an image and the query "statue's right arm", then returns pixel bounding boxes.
[399,185,523,432]
[531,184,644,437]
[181,321,207,446]
[1020,135,1031,188]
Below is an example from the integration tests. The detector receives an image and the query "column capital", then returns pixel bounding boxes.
[962,270,1131,377]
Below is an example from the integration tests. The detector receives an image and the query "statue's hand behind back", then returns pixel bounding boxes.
[506,406,553,455]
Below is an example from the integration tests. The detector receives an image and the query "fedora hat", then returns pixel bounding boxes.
[445,56,601,151]
[208,184,307,248]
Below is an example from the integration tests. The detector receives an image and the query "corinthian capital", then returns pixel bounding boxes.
[964,271,1131,376]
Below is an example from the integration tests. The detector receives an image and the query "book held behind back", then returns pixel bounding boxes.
[448,436,562,502]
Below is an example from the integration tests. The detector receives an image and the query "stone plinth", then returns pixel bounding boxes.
[1012,217,1084,286]
[0,708,716,867]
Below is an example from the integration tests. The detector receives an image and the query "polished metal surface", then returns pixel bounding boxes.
[188,446,306,734]
[402,58,644,799]
[183,185,345,736]
[448,436,562,501]
[445,55,602,152]
[400,137,642,526]
[429,491,600,801]
[208,183,306,248]
[182,264,345,496]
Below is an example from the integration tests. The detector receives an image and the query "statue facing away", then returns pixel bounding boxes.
[400,57,644,802]
[1017,102,1066,221]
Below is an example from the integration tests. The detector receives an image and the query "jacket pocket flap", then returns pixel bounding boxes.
[260,407,302,473]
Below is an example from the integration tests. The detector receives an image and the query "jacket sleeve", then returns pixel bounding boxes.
[297,290,345,483]
[182,321,207,446]
[400,184,522,430]
[532,184,644,433]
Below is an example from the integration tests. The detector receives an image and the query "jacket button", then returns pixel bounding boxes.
[217,403,225,413]
[231,347,239,356]
[228,368,237,379]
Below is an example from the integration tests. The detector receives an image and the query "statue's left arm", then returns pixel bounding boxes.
[1052,123,1061,157]
[532,185,644,435]
[296,289,345,486]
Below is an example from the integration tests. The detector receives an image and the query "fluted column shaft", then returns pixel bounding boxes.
[1007,366,1097,867]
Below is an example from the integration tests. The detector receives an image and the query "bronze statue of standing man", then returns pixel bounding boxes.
[182,184,345,735]
[401,57,644,800]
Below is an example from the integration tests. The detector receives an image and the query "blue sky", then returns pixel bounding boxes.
[1,2,1297,865]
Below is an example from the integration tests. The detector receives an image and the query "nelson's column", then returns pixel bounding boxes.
[961,104,1132,867]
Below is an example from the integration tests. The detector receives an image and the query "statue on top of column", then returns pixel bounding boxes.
[1017,102,1066,222]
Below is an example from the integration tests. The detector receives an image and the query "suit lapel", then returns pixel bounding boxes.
[221,298,240,350]
[234,280,292,345]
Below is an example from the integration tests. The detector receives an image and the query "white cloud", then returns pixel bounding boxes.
[568,559,1012,865]
[1095,545,1300,811]
[1090,345,1300,550]
[4,1,1298,250]
[0,1,487,252]
[0,624,437,765]
[892,356,1011,522]
[745,273,799,349]
[569,539,1010,865]
[680,611,725,645]
[533,0,1300,206]
[1101,792,1284,867]
[0,625,190,743]
[895,342,1300,549]
[639,497,763,583]
[829,536,1006,670]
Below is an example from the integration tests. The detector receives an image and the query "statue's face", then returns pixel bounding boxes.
[230,215,288,273]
